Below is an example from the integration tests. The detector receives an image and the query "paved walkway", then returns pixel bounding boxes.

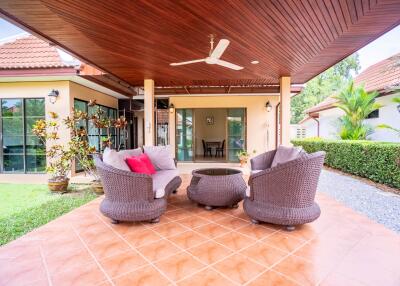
[0,174,399,286]
[318,170,400,233]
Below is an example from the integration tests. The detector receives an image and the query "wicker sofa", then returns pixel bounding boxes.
[94,154,182,224]
[243,149,325,231]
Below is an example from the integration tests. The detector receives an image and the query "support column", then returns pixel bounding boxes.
[279,76,291,146]
[144,79,155,146]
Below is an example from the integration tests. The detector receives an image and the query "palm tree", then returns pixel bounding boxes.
[333,81,382,140]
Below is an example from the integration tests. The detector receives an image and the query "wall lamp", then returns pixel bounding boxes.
[48,89,59,104]
[169,103,175,113]
[265,101,272,112]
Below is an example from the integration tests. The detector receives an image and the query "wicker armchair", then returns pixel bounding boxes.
[94,155,182,224]
[244,150,325,231]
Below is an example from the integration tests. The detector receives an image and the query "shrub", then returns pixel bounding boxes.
[292,138,400,188]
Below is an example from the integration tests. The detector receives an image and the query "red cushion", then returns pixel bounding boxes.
[125,153,156,175]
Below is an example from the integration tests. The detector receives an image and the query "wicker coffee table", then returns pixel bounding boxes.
[187,168,247,210]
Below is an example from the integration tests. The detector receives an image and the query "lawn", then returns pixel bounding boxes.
[0,184,97,246]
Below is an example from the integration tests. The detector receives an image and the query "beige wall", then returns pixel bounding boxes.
[69,81,118,109]
[169,95,279,159]
[194,108,227,156]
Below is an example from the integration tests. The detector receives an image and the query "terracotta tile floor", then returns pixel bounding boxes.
[1,174,400,286]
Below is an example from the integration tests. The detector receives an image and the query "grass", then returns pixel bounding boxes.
[0,184,97,246]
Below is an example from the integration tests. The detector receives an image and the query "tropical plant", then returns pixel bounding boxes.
[32,112,74,181]
[376,96,400,137]
[333,81,382,140]
[291,54,360,124]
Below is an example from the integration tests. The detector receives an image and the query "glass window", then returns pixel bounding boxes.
[1,98,45,173]
[176,109,193,161]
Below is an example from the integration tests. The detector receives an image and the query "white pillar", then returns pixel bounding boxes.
[144,79,155,146]
[279,76,291,146]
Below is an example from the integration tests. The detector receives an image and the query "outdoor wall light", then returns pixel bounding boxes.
[169,103,175,113]
[265,101,272,112]
[48,89,59,104]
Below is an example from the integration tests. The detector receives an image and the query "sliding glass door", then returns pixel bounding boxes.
[176,109,193,161]
[227,108,246,162]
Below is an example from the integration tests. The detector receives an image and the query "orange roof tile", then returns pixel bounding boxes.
[0,35,76,69]
[306,53,400,114]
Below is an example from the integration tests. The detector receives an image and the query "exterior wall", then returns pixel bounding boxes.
[168,95,279,158]
[302,94,400,142]
[366,94,400,142]
[300,120,318,138]
[69,81,118,109]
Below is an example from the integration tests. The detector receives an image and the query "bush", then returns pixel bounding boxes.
[292,138,400,188]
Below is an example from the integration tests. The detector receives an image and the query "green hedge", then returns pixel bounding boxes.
[292,138,400,188]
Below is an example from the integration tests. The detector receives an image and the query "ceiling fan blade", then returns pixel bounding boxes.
[210,39,230,59]
[170,59,205,66]
[215,59,243,70]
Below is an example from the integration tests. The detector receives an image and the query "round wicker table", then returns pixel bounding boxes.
[187,168,247,210]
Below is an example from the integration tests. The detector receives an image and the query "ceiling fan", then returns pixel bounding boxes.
[170,35,244,70]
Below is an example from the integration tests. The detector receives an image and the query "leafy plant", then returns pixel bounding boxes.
[32,113,74,181]
[291,54,360,124]
[333,81,382,140]
[237,149,256,161]
[292,138,400,188]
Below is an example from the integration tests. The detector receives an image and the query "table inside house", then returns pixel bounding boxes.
[205,141,221,156]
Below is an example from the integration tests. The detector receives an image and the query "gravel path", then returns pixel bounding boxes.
[318,169,400,233]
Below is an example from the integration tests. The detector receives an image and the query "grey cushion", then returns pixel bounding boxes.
[103,148,131,171]
[143,145,176,170]
[119,148,143,157]
[271,146,303,168]
[152,169,179,198]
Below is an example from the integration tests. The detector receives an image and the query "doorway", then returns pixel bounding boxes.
[175,108,246,162]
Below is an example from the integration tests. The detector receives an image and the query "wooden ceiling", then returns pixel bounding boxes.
[1,0,400,88]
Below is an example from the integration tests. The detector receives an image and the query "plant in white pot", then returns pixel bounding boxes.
[32,112,74,192]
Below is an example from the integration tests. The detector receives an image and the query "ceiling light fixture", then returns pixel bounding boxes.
[251,60,259,64]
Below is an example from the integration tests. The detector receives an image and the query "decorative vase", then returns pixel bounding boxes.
[91,180,104,194]
[48,177,69,193]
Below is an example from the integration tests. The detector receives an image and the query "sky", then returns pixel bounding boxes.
[0,18,399,72]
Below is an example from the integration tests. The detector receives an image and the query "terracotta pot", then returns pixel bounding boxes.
[48,177,69,193]
[91,181,104,194]
[239,159,248,168]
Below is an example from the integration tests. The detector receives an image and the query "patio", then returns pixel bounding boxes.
[1,174,399,286]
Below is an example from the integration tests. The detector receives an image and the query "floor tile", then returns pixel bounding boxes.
[214,216,250,230]
[236,224,277,240]
[177,267,235,286]
[248,270,300,286]
[263,232,306,252]
[214,231,256,251]
[122,229,162,247]
[212,253,267,284]
[138,238,182,262]
[45,245,93,275]
[151,222,188,238]
[176,216,210,228]
[88,237,130,260]
[194,223,231,239]
[155,252,205,281]
[51,262,108,286]
[239,241,288,266]
[188,241,233,264]
[273,254,330,286]
[0,257,47,286]
[99,249,148,278]
[168,230,208,249]
[113,265,171,286]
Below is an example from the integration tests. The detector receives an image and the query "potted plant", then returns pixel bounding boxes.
[237,149,256,167]
[32,113,74,192]
[65,103,127,194]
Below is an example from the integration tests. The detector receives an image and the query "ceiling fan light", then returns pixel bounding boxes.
[251,60,259,64]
